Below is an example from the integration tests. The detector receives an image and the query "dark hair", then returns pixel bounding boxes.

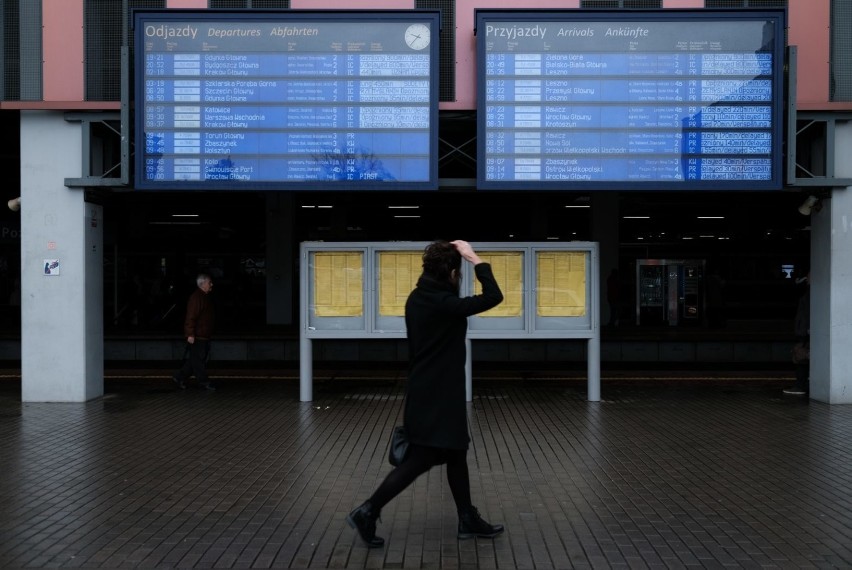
[422,240,461,283]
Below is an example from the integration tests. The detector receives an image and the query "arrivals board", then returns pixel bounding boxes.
[476,10,786,190]
[134,11,440,190]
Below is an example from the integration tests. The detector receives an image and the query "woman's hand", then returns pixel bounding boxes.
[451,240,483,265]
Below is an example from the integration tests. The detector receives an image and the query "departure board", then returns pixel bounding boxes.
[476,10,785,190]
[134,11,440,190]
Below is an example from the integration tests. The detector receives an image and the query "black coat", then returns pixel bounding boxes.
[403,263,503,450]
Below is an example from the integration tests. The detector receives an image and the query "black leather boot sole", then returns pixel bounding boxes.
[458,523,504,539]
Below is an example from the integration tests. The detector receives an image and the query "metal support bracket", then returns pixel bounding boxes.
[787,46,852,188]
[65,48,130,189]
[64,112,125,188]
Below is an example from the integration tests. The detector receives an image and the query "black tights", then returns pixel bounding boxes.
[368,444,471,512]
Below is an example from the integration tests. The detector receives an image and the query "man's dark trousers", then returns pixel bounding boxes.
[176,340,211,386]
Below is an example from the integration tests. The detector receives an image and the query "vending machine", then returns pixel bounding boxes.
[636,259,705,326]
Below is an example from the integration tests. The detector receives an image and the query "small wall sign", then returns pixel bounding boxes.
[44,259,60,276]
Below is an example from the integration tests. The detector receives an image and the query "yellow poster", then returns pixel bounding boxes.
[474,252,523,317]
[313,251,363,317]
[378,251,421,316]
[537,251,586,317]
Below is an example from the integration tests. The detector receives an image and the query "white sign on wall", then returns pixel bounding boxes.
[43,259,60,276]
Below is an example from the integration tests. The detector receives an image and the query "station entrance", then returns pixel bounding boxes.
[68,189,810,340]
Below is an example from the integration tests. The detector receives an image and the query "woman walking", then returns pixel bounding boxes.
[347,240,505,547]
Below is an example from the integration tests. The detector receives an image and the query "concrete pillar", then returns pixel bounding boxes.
[20,111,103,402]
[809,120,852,404]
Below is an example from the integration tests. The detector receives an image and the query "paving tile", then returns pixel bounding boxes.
[1,376,852,568]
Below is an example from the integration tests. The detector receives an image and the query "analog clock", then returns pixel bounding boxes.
[404,23,430,50]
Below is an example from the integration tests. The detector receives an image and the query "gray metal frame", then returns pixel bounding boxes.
[299,241,600,402]
[786,46,852,187]
[65,46,130,189]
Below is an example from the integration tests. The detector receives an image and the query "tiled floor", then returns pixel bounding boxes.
[1,371,850,569]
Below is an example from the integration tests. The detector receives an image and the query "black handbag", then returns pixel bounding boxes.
[388,425,410,467]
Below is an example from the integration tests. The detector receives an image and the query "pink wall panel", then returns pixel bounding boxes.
[43,0,84,101]
[662,0,703,7]
[789,0,833,109]
[448,0,579,110]
[291,0,413,8]
[167,0,208,7]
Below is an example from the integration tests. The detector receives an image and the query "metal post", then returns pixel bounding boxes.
[121,47,130,185]
[786,46,797,185]
[587,336,601,402]
[300,336,313,402]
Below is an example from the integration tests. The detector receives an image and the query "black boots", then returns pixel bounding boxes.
[457,506,504,539]
[348,502,502,545]
[346,501,384,548]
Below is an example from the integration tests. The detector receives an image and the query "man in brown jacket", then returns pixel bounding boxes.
[172,273,215,391]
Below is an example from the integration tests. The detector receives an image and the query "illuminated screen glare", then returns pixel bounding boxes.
[476,10,786,190]
[134,11,440,190]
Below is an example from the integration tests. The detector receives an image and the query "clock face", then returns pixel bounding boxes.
[404,23,430,50]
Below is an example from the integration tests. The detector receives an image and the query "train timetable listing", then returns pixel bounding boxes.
[136,14,439,188]
[486,53,773,77]
[145,104,429,130]
[144,79,430,105]
[485,130,771,155]
[143,155,431,182]
[484,157,772,182]
[144,131,431,156]
[485,105,772,129]
[484,78,771,103]
[478,12,783,188]
[145,53,430,77]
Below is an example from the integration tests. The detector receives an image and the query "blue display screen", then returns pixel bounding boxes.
[476,10,786,190]
[134,11,440,190]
